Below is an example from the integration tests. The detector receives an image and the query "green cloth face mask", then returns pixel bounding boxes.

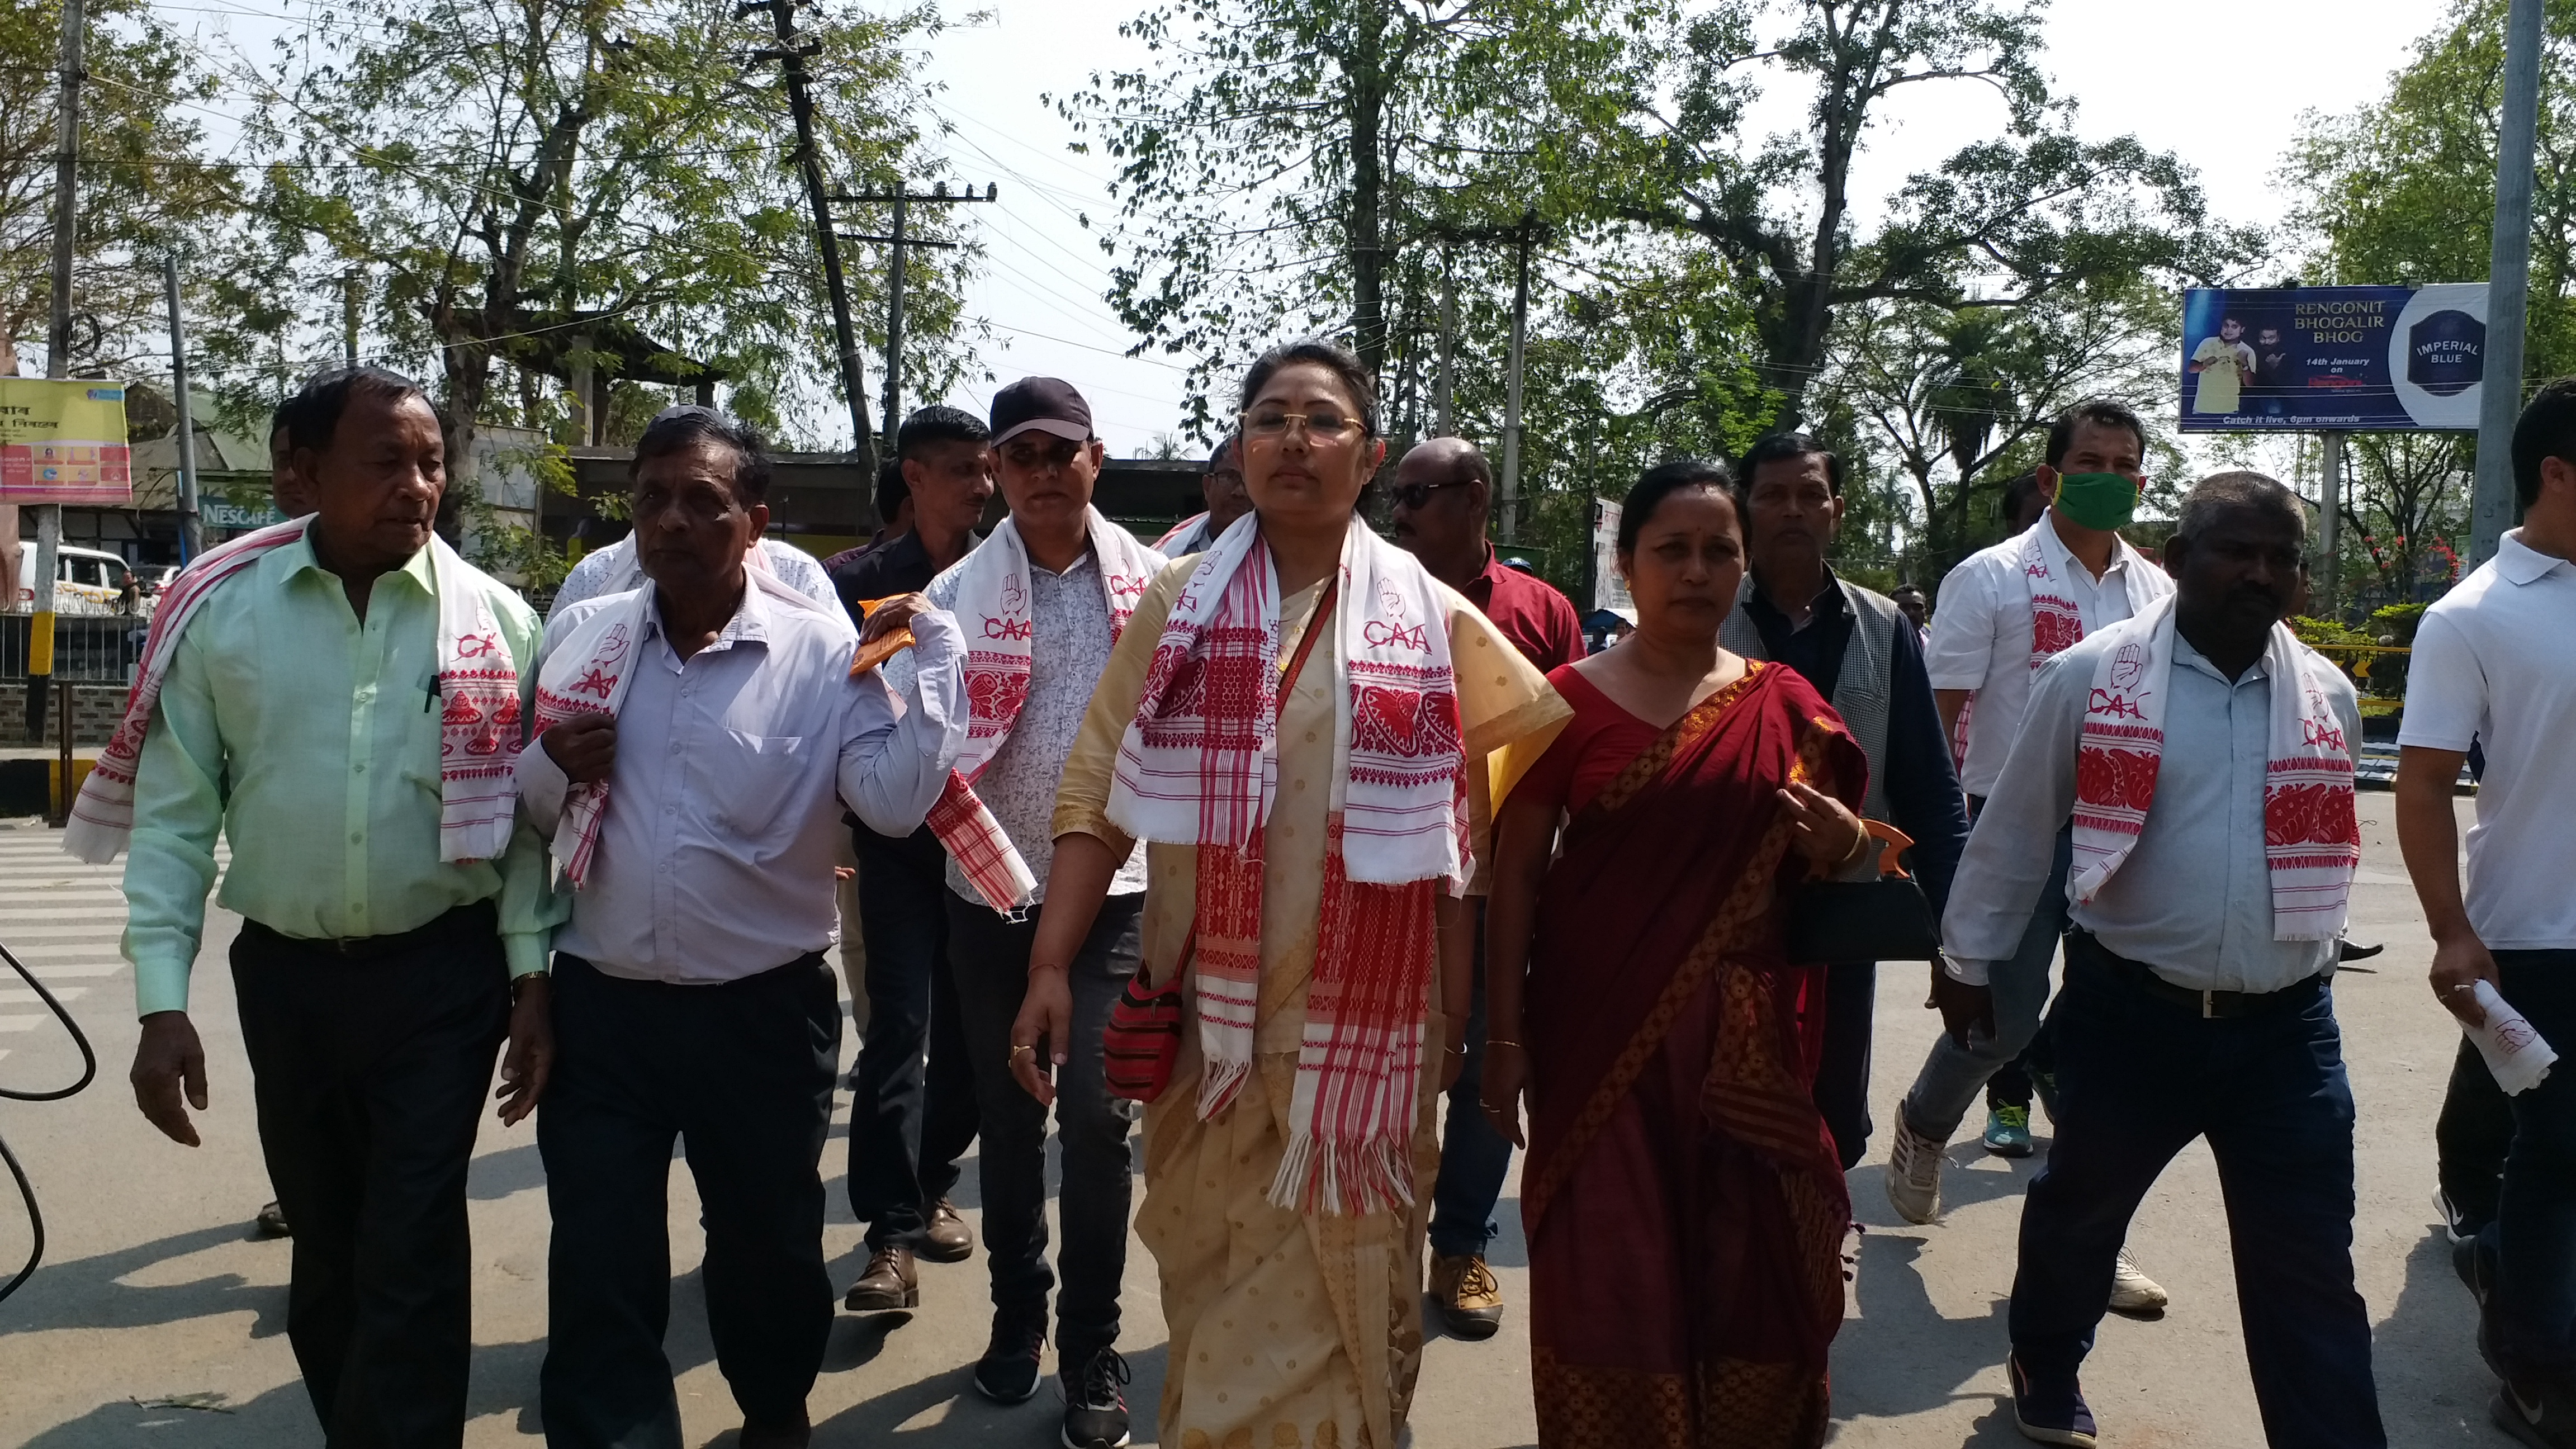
[2053,471,2139,531]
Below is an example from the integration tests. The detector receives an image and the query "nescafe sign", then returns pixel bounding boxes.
[2408,310,2485,397]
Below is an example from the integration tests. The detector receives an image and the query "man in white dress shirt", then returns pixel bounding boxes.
[2397,378,2576,1446]
[1895,401,2175,1304]
[1945,472,2378,1448]
[516,409,965,1449]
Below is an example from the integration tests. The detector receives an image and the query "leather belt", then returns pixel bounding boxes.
[240,898,498,961]
[2067,929,2319,1020]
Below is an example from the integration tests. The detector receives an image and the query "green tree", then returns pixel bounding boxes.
[206,0,971,501]
[1827,276,2179,571]
[2335,432,2472,612]
[2285,0,2576,389]
[1,0,229,374]
[1574,0,2256,428]
[1061,0,1622,417]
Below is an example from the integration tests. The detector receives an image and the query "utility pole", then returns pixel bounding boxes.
[2318,430,2343,619]
[1498,217,1533,544]
[342,267,361,368]
[1434,254,1456,438]
[26,0,82,744]
[744,0,875,465]
[2474,0,2545,564]
[836,181,994,456]
[165,255,202,562]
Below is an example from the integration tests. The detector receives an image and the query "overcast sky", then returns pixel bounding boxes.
[145,0,2457,453]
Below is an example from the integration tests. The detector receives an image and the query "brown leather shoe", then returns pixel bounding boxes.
[740,1407,811,1449]
[1428,1252,1504,1340]
[920,1198,974,1264]
[844,1246,918,1311]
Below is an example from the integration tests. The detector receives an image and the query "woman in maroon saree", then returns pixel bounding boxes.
[1483,460,1867,1449]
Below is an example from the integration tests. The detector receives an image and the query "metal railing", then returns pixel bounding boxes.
[0,614,148,684]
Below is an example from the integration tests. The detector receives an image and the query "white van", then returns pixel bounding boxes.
[11,544,138,616]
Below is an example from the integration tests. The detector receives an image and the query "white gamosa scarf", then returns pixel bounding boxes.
[2070,595,2360,939]
[67,517,524,865]
[1106,513,1466,1216]
[531,569,839,885]
[927,507,1161,912]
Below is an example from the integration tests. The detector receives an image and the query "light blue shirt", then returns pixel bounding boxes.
[517,582,965,983]
[1942,627,2360,995]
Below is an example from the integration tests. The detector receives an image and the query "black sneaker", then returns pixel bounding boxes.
[1061,1346,1132,1449]
[973,1315,1046,1404]
[2495,1377,2576,1449]
[2008,1352,2098,1447]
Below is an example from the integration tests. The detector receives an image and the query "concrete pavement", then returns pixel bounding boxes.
[0,793,2512,1446]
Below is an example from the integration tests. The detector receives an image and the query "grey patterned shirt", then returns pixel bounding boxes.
[884,544,1149,907]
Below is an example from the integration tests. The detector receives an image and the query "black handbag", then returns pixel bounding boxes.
[1785,820,1944,963]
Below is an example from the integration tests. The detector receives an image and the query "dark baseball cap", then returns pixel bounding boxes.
[990,377,1092,446]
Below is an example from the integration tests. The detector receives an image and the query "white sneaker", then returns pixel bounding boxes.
[2108,1247,2169,1315]
[1885,1120,1947,1225]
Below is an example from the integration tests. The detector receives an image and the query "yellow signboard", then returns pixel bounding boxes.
[0,378,132,504]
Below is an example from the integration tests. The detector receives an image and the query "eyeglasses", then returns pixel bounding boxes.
[1240,408,1364,441]
[1389,480,1458,510]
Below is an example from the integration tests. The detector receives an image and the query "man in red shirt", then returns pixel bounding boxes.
[1391,437,1584,671]
[1389,435,1582,1341]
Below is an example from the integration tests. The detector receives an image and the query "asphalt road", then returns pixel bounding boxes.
[0,793,2509,1447]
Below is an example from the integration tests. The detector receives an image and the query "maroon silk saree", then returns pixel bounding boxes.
[1522,661,1864,1449]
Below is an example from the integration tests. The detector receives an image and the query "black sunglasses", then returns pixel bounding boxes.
[1389,480,1460,510]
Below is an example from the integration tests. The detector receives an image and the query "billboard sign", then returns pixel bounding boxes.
[0,378,132,503]
[2179,284,2488,432]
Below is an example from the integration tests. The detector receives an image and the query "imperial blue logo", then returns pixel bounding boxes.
[2408,310,2485,396]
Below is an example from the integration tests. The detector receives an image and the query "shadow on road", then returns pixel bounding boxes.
[2369,1221,2518,1444]
[1827,1224,2012,1433]
[0,1221,288,1342]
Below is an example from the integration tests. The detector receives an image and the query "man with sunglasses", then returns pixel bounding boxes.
[1388,434,1582,1342]
[874,377,1160,1448]
[1154,433,1249,556]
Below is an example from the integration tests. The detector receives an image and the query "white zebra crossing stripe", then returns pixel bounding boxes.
[25,963,124,979]
[0,987,85,1004]
[0,926,132,940]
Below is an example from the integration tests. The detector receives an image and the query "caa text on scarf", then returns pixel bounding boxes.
[65,518,525,865]
[1106,513,1466,1216]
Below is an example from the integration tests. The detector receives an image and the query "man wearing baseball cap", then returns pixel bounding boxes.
[874,376,1162,1448]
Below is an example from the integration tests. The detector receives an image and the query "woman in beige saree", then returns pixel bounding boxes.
[1011,340,1565,1449]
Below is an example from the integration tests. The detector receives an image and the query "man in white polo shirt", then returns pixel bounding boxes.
[2397,377,2576,1447]
[1897,399,2176,1314]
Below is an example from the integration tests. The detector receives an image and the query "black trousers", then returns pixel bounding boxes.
[2012,934,2383,1446]
[1816,960,1877,1170]
[846,823,979,1249]
[2438,1034,2515,1230]
[945,892,1143,1361]
[230,901,509,1449]
[538,953,842,1449]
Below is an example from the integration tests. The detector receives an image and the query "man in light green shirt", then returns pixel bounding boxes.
[122,367,555,1448]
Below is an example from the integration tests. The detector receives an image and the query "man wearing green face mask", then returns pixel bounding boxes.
[1891,401,2177,1311]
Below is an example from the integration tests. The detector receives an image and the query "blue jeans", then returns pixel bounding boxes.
[2485,950,2576,1382]
[1430,902,1509,1259]
[1900,816,2072,1143]
[2011,932,2383,1447]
